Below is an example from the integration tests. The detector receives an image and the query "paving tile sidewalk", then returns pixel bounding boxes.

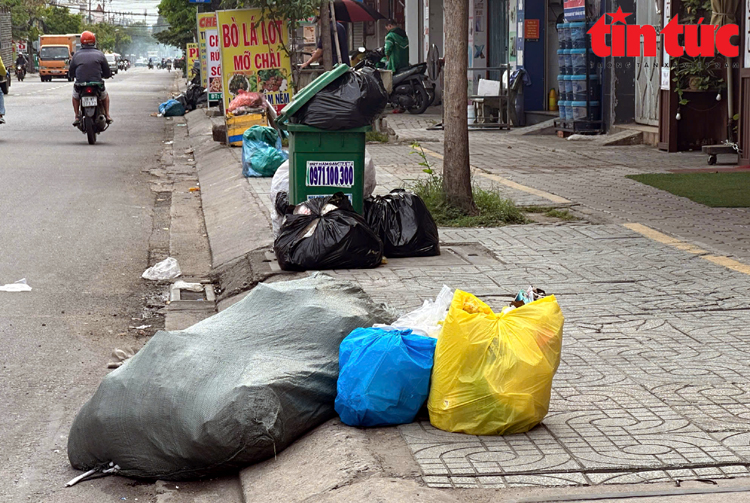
[387,114,750,262]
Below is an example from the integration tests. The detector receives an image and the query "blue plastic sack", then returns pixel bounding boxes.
[242,126,288,177]
[159,99,185,117]
[335,327,437,427]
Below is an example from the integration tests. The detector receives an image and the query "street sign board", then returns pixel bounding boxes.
[186,43,199,79]
[189,0,211,4]
[215,8,293,115]
[206,28,222,102]
[197,12,216,88]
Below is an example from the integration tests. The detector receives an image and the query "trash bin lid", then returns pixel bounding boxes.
[277,64,350,126]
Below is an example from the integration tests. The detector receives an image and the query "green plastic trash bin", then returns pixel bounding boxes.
[277,64,371,214]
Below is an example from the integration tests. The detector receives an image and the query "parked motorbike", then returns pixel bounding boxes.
[75,82,109,145]
[15,64,25,82]
[354,47,433,115]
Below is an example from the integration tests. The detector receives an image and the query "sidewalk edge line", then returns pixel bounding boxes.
[623,223,750,276]
[419,147,571,204]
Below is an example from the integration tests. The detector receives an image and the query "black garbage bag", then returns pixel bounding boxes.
[364,189,440,258]
[68,274,395,480]
[274,193,383,271]
[296,68,388,130]
[275,190,291,217]
[185,83,207,110]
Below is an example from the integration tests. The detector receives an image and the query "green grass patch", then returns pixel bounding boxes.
[412,175,527,227]
[366,131,389,143]
[627,172,750,207]
[522,206,578,221]
[544,209,577,221]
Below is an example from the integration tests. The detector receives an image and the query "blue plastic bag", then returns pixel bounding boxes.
[158,99,185,117]
[242,126,288,177]
[335,327,437,427]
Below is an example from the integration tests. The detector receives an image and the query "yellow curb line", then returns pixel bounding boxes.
[420,147,571,205]
[623,223,750,276]
[623,223,708,254]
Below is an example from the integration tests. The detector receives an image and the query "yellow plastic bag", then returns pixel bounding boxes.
[427,291,564,435]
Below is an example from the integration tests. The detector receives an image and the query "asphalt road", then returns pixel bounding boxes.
[0,68,238,502]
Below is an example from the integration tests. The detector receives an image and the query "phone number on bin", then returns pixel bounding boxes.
[306,161,355,188]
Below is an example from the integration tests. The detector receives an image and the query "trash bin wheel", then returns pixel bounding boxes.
[707,154,717,165]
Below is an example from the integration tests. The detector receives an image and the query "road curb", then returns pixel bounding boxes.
[184,111,274,270]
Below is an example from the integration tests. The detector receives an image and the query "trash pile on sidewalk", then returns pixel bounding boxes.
[156,81,208,117]
[273,190,440,271]
[336,286,564,433]
[67,275,562,483]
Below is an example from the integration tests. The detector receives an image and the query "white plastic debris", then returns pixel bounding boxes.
[173,280,204,292]
[374,285,453,338]
[142,258,181,281]
[107,347,138,369]
[0,278,32,292]
[567,134,596,141]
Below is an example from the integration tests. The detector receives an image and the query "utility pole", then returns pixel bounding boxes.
[442,0,475,213]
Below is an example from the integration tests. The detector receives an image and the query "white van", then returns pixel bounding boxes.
[105,53,118,75]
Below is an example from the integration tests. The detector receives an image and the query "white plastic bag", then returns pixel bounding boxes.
[374,285,453,338]
[364,149,377,198]
[270,160,290,237]
[142,257,182,281]
[0,278,32,292]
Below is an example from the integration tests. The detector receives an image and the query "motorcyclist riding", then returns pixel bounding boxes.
[70,31,112,127]
[15,53,27,78]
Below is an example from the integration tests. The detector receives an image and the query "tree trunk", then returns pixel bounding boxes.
[320,0,333,71]
[442,0,475,213]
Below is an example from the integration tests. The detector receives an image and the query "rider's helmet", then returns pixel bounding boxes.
[81,31,96,47]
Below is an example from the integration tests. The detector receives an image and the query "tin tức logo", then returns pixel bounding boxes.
[587,7,739,58]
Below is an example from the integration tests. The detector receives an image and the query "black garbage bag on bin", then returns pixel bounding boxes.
[364,189,440,258]
[296,68,388,130]
[68,274,394,480]
[274,193,383,271]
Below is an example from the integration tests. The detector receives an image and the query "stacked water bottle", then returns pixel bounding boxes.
[556,22,600,127]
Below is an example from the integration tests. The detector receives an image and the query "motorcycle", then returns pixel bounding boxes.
[148,62,154,70]
[166,63,171,72]
[354,47,433,115]
[15,64,25,82]
[75,82,109,145]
